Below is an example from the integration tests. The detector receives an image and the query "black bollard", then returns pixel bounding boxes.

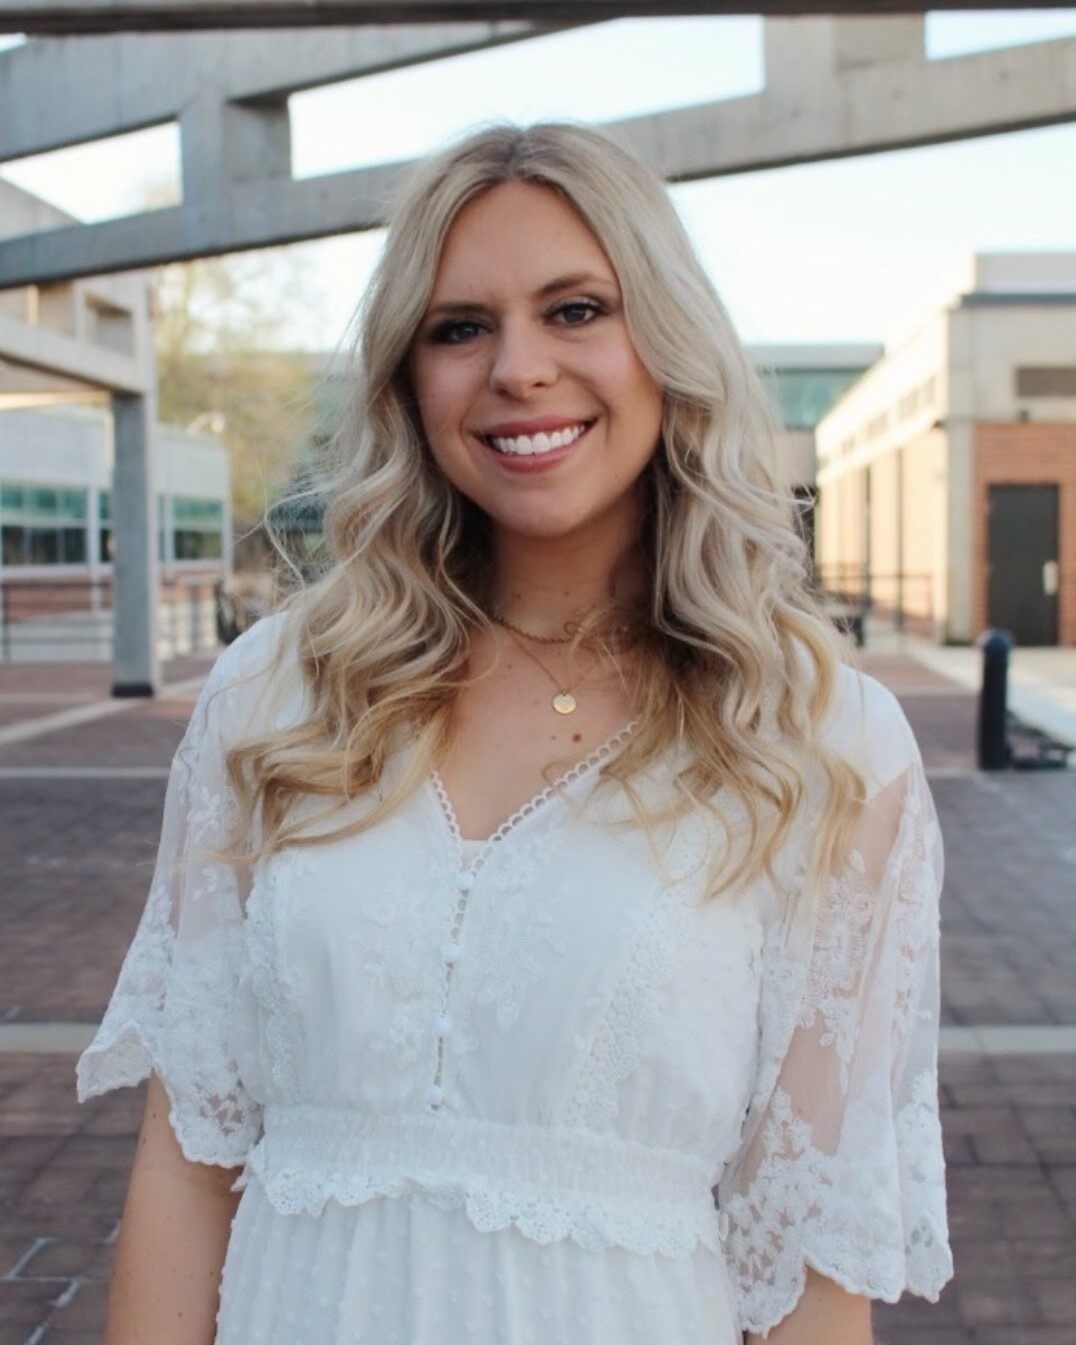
[977,629,1012,771]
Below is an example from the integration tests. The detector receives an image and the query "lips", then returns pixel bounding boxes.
[475,418,596,472]
[481,416,596,438]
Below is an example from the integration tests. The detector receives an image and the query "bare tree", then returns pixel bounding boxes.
[150,233,327,545]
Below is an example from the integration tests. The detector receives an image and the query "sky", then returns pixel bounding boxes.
[2,10,1076,353]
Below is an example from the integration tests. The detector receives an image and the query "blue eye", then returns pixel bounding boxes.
[428,319,484,345]
[553,299,602,325]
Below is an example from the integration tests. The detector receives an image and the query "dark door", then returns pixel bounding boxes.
[986,484,1060,646]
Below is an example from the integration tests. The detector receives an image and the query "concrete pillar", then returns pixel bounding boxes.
[945,309,975,643]
[110,392,160,696]
[830,17,925,70]
[180,92,291,202]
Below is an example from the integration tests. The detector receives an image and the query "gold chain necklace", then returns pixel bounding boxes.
[492,616,602,715]
[491,612,574,645]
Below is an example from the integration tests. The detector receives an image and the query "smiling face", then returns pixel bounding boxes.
[408,180,664,553]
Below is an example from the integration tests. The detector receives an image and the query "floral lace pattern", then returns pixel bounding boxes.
[561,809,710,1132]
[75,638,264,1166]
[77,621,953,1339]
[718,759,953,1336]
[452,832,571,1049]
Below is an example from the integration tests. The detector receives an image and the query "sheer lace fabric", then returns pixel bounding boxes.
[717,749,952,1334]
[77,614,953,1342]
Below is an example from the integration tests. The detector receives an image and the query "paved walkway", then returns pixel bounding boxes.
[867,624,1076,750]
[1,643,1074,1344]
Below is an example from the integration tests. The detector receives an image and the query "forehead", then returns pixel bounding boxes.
[430,180,617,299]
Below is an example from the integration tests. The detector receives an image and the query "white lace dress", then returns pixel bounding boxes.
[76,614,954,1343]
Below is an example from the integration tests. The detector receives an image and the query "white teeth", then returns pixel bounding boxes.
[488,422,589,456]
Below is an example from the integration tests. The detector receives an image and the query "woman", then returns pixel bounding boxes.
[77,121,954,1345]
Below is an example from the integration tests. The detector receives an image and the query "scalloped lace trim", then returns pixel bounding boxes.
[429,716,641,871]
[724,1078,954,1335]
[75,1017,260,1168]
[239,1150,722,1258]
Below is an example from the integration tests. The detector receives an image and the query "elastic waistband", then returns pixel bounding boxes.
[258,1103,718,1207]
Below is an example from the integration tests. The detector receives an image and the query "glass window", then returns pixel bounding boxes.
[170,495,224,562]
[173,495,224,526]
[30,487,59,515]
[0,482,87,523]
[2,525,25,565]
[61,527,87,563]
[760,368,868,430]
[61,490,87,520]
[28,527,60,564]
[174,529,223,561]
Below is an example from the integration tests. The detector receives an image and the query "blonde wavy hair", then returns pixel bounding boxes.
[229,119,865,905]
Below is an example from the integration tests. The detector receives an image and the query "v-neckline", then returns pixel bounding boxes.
[427,716,641,873]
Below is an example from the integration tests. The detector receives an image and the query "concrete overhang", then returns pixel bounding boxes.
[5,1,1076,34]
[0,311,147,392]
[3,27,1076,288]
[0,23,559,162]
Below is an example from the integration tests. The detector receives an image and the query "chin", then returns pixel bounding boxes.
[488,510,586,542]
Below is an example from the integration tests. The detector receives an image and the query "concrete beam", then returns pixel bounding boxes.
[0,23,554,161]
[5,1,1076,35]
[615,28,1076,181]
[0,311,148,390]
[3,29,1076,288]
[180,93,291,199]
[0,158,406,284]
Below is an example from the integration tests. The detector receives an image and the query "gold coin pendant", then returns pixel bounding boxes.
[552,692,577,715]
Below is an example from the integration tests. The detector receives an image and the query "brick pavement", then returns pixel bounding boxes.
[1,646,1074,1344]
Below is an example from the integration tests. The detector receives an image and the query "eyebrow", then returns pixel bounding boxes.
[425,272,617,319]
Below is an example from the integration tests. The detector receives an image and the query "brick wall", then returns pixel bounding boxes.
[974,422,1076,645]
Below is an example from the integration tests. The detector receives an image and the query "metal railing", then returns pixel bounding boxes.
[0,573,224,662]
[811,564,936,645]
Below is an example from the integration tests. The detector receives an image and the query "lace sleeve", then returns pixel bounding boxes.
[75,625,270,1170]
[718,706,954,1337]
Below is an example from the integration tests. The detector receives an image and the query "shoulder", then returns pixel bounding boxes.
[816,661,922,799]
[199,608,304,738]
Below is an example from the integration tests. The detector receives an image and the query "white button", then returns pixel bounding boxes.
[425,1084,444,1107]
[455,869,475,891]
[435,1014,452,1037]
[441,940,460,964]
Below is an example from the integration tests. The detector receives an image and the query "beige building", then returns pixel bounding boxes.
[815,253,1076,647]
[749,343,883,560]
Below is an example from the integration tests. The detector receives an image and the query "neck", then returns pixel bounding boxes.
[489,513,646,639]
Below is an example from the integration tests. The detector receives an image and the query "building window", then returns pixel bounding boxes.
[0,482,87,566]
[172,496,224,561]
[866,411,889,441]
[1015,366,1076,398]
[760,368,868,430]
[97,489,169,563]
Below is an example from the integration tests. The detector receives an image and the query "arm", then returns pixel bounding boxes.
[744,1267,872,1345]
[104,1074,243,1345]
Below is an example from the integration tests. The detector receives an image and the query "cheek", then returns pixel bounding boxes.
[412,357,469,444]
[411,360,457,443]
[599,339,662,418]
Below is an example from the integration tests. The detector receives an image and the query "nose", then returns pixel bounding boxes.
[488,319,557,399]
